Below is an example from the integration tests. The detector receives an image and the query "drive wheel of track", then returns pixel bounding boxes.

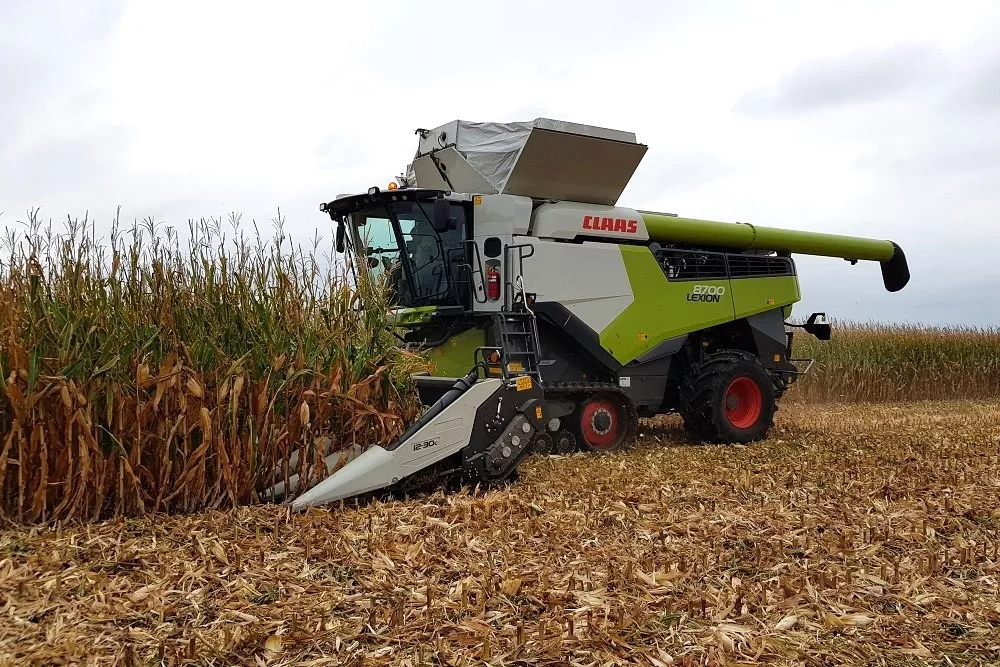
[572,392,629,453]
[678,350,776,444]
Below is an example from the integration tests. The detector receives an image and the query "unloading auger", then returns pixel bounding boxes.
[273,117,911,510]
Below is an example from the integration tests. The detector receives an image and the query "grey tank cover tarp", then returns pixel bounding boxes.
[402,118,648,206]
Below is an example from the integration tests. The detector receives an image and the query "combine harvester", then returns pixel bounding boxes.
[274,118,909,510]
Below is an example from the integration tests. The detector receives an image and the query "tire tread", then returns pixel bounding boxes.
[678,350,776,443]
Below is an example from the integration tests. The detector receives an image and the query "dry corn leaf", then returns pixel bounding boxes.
[187,377,203,398]
[774,615,798,631]
[210,541,229,565]
[716,630,735,652]
[59,385,72,409]
[500,577,522,596]
[128,584,155,603]
[646,651,674,666]
[840,614,874,627]
[719,623,753,635]
[264,634,282,655]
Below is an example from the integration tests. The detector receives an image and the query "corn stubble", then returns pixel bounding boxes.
[0,212,425,524]
[788,320,1000,403]
[2,401,998,665]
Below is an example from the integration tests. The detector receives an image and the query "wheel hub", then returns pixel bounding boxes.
[724,377,763,429]
[579,396,623,451]
[590,409,612,435]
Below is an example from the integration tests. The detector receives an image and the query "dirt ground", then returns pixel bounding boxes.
[2,401,999,666]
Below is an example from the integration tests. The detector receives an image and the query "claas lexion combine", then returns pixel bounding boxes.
[272,118,910,510]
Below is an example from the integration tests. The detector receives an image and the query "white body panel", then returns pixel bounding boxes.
[288,379,503,510]
[520,238,634,333]
[412,146,496,194]
[475,194,533,236]
[530,201,650,242]
[270,442,362,500]
[471,194,533,312]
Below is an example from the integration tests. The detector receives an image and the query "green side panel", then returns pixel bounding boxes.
[424,327,485,377]
[390,306,437,327]
[641,213,896,262]
[601,246,736,364]
[730,276,801,319]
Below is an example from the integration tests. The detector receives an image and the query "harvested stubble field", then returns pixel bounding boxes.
[2,400,999,666]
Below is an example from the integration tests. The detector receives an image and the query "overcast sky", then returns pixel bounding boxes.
[3,0,999,326]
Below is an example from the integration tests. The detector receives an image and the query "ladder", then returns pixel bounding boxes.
[475,254,543,384]
[493,308,543,383]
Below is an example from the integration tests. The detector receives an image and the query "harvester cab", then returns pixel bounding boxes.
[276,118,910,510]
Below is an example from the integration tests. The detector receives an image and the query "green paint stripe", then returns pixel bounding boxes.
[425,327,484,377]
[600,247,802,365]
[601,246,735,364]
[390,306,437,326]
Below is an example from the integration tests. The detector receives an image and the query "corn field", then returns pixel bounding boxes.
[786,320,1000,403]
[0,211,426,525]
[3,212,997,525]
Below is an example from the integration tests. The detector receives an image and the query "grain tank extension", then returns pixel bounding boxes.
[276,118,909,509]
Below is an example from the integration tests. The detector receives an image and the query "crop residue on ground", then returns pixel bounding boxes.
[2,401,999,665]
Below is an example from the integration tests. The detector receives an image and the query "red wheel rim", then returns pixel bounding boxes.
[725,377,762,429]
[580,396,622,450]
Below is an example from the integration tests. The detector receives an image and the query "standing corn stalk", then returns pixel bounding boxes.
[0,209,427,524]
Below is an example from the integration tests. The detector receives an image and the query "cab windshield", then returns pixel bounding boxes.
[351,199,467,308]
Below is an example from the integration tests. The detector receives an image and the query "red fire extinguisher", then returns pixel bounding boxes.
[486,266,500,301]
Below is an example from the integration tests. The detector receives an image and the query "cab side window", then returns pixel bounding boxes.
[440,202,470,307]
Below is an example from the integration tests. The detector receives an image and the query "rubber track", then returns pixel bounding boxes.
[381,381,641,499]
[677,349,775,442]
[544,381,640,448]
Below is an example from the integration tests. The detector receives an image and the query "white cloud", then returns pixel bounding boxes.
[2,0,1000,325]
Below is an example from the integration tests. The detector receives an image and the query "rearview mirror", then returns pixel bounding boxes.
[432,198,454,233]
[335,221,345,253]
[803,312,831,341]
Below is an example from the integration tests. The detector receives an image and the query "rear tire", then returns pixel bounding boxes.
[678,350,776,444]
